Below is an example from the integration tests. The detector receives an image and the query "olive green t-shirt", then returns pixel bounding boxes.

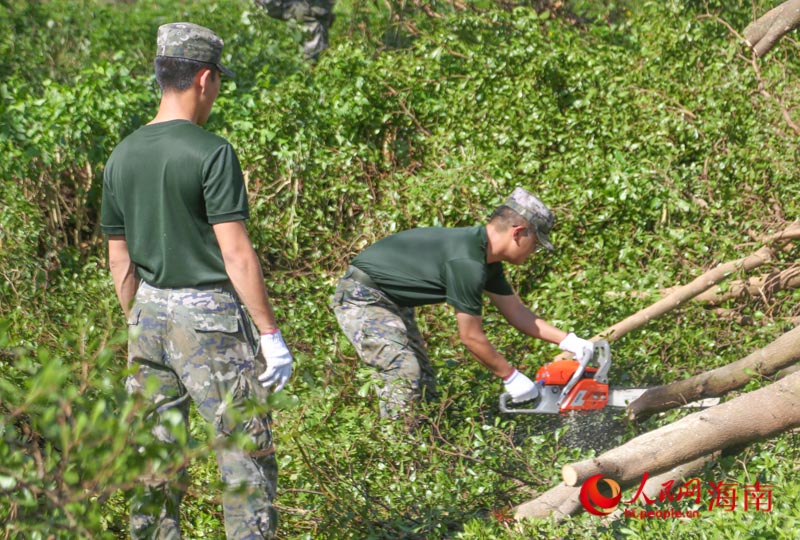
[101,120,248,288]
[352,226,514,315]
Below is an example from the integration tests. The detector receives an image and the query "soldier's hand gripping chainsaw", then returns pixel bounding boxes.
[499,341,719,414]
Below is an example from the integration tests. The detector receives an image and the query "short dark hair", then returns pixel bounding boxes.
[154,56,217,92]
[489,205,534,234]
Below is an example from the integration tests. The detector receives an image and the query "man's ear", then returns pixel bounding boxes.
[511,225,526,242]
[197,67,215,93]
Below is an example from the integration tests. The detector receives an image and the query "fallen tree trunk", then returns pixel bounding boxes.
[514,453,718,522]
[588,246,773,344]
[743,0,800,58]
[562,370,800,487]
[692,266,800,305]
[626,324,800,422]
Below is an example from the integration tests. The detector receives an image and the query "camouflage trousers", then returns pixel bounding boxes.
[332,267,436,418]
[126,282,278,540]
[255,0,336,60]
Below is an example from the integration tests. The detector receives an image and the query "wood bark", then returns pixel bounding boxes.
[744,0,800,58]
[626,324,800,422]
[562,370,800,487]
[762,221,800,243]
[692,266,800,305]
[777,364,800,378]
[604,453,715,522]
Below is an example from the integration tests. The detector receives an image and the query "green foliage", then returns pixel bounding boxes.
[2,0,799,537]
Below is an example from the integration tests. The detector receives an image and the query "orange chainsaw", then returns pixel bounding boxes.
[499,341,718,415]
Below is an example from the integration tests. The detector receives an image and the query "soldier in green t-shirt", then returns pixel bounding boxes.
[101,23,291,539]
[332,188,595,420]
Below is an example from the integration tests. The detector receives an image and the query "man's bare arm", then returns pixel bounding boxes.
[454,310,515,379]
[487,291,568,344]
[107,235,139,318]
[212,221,278,334]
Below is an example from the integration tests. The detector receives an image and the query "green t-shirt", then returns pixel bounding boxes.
[101,120,248,288]
[352,226,514,315]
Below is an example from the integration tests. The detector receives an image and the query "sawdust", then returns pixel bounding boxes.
[559,408,630,453]
[506,408,632,454]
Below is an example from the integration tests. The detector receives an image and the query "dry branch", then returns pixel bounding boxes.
[762,221,800,244]
[692,266,800,305]
[626,324,800,422]
[575,223,800,349]
[562,370,800,487]
[588,246,773,344]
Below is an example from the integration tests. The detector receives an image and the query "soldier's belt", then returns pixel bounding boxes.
[344,265,380,290]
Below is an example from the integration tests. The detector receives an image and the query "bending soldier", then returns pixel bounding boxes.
[332,188,595,420]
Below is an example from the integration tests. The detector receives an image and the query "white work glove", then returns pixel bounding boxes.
[559,333,594,363]
[257,330,293,393]
[503,369,540,403]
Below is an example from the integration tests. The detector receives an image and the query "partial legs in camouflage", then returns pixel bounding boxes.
[126,282,278,540]
[255,0,336,61]
[332,273,436,419]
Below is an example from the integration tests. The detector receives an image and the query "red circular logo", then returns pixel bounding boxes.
[579,474,622,516]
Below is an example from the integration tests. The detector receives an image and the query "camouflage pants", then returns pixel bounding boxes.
[332,267,436,418]
[126,282,278,540]
[255,0,336,60]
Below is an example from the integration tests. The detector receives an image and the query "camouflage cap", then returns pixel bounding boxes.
[503,187,555,251]
[156,22,235,78]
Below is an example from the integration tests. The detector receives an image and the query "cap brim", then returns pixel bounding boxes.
[217,63,235,78]
[536,230,554,252]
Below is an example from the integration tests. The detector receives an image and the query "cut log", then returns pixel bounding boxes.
[562,370,800,487]
[743,0,800,58]
[514,453,717,522]
[626,324,800,422]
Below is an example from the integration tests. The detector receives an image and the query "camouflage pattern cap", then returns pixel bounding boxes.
[157,22,235,78]
[503,187,555,251]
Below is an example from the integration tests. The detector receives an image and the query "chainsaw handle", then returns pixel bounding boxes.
[499,391,548,414]
[557,353,591,407]
[499,392,513,413]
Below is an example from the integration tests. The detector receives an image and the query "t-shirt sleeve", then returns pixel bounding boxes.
[444,259,487,315]
[100,163,126,236]
[484,262,514,296]
[202,143,249,224]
